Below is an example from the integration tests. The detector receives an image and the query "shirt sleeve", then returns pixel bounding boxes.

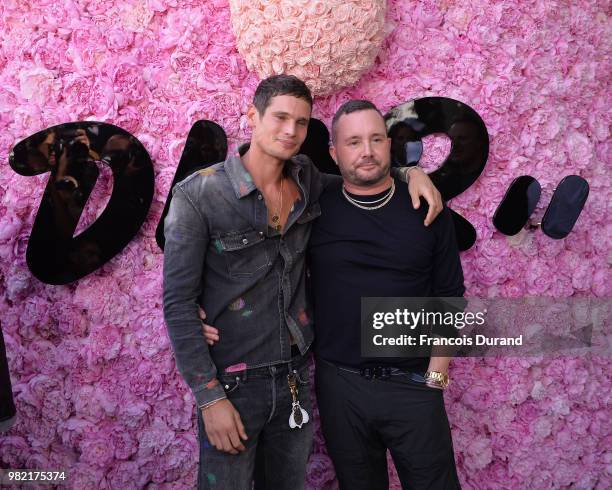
[431,206,466,298]
[162,183,226,407]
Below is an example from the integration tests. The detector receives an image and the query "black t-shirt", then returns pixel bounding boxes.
[308,177,465,370]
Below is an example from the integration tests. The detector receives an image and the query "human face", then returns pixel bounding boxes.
[330,109,391,187]
[248,94,311,162]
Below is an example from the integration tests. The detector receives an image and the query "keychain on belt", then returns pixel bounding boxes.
[287,370,309,429]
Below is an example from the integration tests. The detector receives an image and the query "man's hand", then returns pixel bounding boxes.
[202,399,248,454]
[199,306,219,345]
[407,167,443,226]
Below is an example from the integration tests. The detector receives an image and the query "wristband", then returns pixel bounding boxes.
[199,396,227,411]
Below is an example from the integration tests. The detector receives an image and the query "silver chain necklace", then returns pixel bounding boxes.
[342,180,395,210]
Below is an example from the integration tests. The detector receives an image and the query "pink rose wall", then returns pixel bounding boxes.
[0,0,610,489]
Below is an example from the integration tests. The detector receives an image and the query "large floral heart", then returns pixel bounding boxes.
[229,0,387,96]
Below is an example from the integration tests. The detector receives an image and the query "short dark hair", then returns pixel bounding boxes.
[252,75,313,115]
[331,100,384,142]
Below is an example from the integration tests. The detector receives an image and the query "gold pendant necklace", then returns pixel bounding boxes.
[270,176,284,232]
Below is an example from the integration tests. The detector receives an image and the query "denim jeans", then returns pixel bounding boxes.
[197,354,313,490]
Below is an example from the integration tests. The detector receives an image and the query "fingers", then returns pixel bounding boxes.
[208,426,244,453]
[423,189,443,227]
[202,401,246,454]
[219,434,239,454]
[409,188,421,210]
[425,198,437,226]
[206,426,239,454]
[202,324,219,345]
[200,307,219,345]
[234,411,248,441]
[227,429,246,452]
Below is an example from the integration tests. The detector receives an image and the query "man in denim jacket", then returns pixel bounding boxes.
[163,75,442,490]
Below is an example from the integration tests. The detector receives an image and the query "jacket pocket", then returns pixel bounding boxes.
[219,229,269,278]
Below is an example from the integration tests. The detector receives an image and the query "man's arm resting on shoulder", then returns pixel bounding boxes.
[313,160,443,226]
[392,166,443,226]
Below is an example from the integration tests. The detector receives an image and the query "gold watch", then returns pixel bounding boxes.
[424,371,450,389]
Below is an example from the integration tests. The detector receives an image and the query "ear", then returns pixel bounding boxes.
[329,145,338,166]
[246,104,258,129]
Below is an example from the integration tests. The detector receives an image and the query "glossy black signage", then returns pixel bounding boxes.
[493,176,542,236]
[385,97,489,250]
[9,123,154,284]
[7,98,587,284]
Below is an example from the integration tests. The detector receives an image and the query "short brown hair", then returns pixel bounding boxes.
[253,75,313,115]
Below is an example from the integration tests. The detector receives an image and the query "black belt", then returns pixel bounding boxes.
[224,346,306,379]
[319,358,426,383]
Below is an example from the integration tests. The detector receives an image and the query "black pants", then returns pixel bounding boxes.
[315,358,461,490]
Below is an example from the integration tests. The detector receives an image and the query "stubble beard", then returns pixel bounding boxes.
[345,158,391,187]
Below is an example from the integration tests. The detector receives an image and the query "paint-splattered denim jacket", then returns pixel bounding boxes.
[163,152,330,406]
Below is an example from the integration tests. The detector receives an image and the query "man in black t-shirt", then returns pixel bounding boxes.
[308,100,464,490]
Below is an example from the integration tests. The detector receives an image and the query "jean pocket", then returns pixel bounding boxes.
[292,363,311,386]
[219,229,270,278]
[219,375,242,395]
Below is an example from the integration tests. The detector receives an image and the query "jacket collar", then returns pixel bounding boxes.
[224,145,304,200]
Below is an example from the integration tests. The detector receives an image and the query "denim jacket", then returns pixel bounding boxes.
[163,152,328,406]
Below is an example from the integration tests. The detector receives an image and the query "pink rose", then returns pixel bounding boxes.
[69,463,105,489]
[317,18,335,32]
[84,324,122,363]
[591,268,610,297]
[263,4,279,20]
[129,360,163,397]
[113,62,146,103]
[106,461,146,490]
[42,389,71,423]
[105,28,134,51]
[309,1,330,17]
[524,258,552,295]
[80,434,115,467]
[138,419,175,457]
[0,436,30,467]
[73,384,119,420]
[23,340,58,375]
[445,6,473,32]
[117,395,151,428]
[565,130,594,168]
[464,435,492,471]
[19,67,61,104]
[119,2,154,32]
[161,434,197,470]
[31,36,69,69]
[110,427,138,460]
[157,393,193,432]
[333,3,353,23]
[300,27,319,48]
[199,54,241,91]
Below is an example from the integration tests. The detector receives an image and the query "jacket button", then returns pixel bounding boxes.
[257,194,263,200]
[259,231,264,236]
[242,238,248,244]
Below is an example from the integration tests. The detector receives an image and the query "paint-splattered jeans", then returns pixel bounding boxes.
[197,354,313,490]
